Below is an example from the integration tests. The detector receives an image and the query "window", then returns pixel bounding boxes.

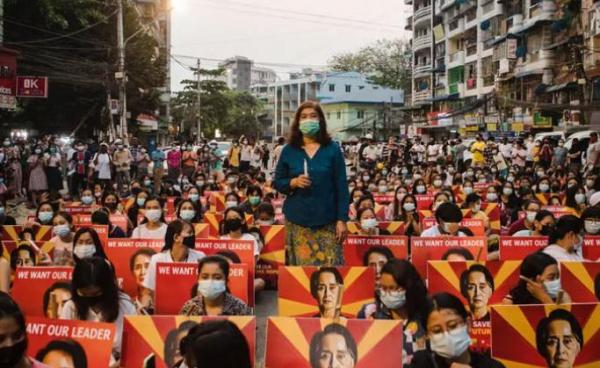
[327,112,331,119]
[357,110,364,118]
[359,85,365,90]
[345,85,351,92]
[337,111,342,119]
[329,84,335,92]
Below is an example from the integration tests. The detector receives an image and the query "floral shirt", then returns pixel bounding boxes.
[179,293,252,316]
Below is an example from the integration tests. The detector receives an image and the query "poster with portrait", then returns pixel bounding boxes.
[278,266,375,318]
[346,221,407,236]
[583,235,600,260]
[121,316,256,368]
[73,214,128,233]
[411,237,487,278]
[63,203,94,215]
[11,266,73,317]
[498,236,548,260]
[415,194,435,210]
[104,239,163,298]
[1,240,50,260]
[195,238,255,306]
[256,224,286,290]
[202,212,254,238]
[154,262,249,314]
[560,262,600,303]
[491,303,600,367]
[266,317,403,368]
[0,225,53,241]
[26,317,115,368]
[343,235,408,266]
[427,261,521,352]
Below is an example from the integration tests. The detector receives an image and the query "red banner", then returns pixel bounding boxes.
[16,76,48,98]
[411,237,487,277]
[373,193,395,204]
[154,262,249,314]
[257,225,286,290]
[73,214,128,233]
[415,194,434,210]
[427,261,521,353]
[498,236,548,260]
[491,303,600,367]
[583,235,600,260]
[343,235,408,266]
[346,221,406,236]
[26,317,115,368]
[266,317,403,368]
[421,218,485,235]
[122,316,255,368]
[560,262,600,303]
[12,266,73,317]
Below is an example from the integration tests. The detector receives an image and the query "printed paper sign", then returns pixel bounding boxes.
[0,225,53,241]
[121,316,256,368]
[12,266,73,317]
[427,261,521,353]
[583,235,600,260]
[415,194,434,210]
[74,214,128,233]
[498,236,548,260]
[343,235,408,266]
[411,237,487,277]
[421,218,485,236]
[266,317,403,368]
[104,239,163,298]
[1,240,51,260]
[491,303,600,367]
[63,203,93,215]
[278,266,375,318]
[560,262,600,303]
[373,193,395,204]
[26,317,115,368]
[257,225,286,290]
[154,262,249,314]
[346,221,406,236]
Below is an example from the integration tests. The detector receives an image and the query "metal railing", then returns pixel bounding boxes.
[414,5,432,21]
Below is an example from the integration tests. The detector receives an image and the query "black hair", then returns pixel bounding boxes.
[310,267,344,299]
[245,185,263,199]
[435,202,463,223]
[179,320,251,368]
[198,255,231,283]
[53,211,73,225]
[163,219,195,251]
[509,251,558,304]
[100,191,119,208]
[459,264,495,298]
[535,309,583,362]
[355,194,375,210]
[90,209,110,225]
[380,259,428,321]
[42,281,71,317]
[126,190,150,228]
[535,210,555,223]
[71,257,120,322]
[309,324,357,368]
[421,292,469,330]
[216,250,242,264]
[35,339,88,368]
[18,228,36,241]
[356,206,377,221]
[129,248,156,272]
[581,205,600,221]
[72,227,107,261]
[441,247,475,261]
[548,215,583,244]
[362,246,395,267]
[164,321,197,367]
[288,101,332,149]
[10,244,37,270]
[255,202,275,219]
[464,193,481,206]
[0,291,25,334]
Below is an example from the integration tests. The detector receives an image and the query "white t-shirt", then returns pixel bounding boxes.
[131,223,168,239]
[143,249,206,291]
[421,225,466,237]
[221,233,262,256]
[543,244,584,262]
[240,145,252,161]
[498,143,512,159]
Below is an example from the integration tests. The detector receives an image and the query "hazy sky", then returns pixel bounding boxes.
[170,0,411,91]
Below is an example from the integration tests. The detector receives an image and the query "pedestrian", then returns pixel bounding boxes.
[27,145,48,207]
[69,142,91,199]
[182,143,198,180]
[45,144,62,196]
[167,143,182,181]
[151,147,166,194]
[112,141,132,194]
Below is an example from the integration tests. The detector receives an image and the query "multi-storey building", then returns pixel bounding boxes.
[219,56,277,92]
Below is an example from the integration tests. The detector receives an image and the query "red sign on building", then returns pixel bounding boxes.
[17,76,48,98]
[0,47,19,109]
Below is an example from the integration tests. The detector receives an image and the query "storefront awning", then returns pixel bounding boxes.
[427,93,460,102]
[515,69,544,78]
[545,82,578,92]
[136,114,158,131]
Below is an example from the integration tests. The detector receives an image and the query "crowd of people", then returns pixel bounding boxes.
[0,99,599,368]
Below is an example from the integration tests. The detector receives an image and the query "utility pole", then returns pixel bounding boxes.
[196,58,202,141]
[116,0,128,143]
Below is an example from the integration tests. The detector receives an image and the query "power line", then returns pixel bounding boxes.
[172,53,327,69]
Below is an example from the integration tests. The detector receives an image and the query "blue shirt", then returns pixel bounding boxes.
[274,142,349,227]
[151,150,165,163]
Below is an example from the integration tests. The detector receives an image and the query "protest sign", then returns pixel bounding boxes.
[346,221,406,236]
[256,225,285,290]
[498,236,548,260]
[560,262,600,303]
[583,235,600,260]
[12,266,73,316]
[0,225,53,241]
[343,235,408,266]
[411,236,487,277]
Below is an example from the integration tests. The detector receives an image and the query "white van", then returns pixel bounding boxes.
[534,131,565,143]
[564,130,598,150]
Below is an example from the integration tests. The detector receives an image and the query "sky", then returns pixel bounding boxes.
[169,0,412,91]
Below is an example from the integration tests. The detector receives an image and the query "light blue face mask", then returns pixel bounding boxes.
[189,193,199,202]
[197,279,226,300]
[54,224,71,238]
[137,197,146,207]
[180,209,196,221]
[81,196,94,205]
[38,211,54,223]
[544,278,561,298]
[429,325,471,359]
[299,119,320,136]
[380,290,406,310]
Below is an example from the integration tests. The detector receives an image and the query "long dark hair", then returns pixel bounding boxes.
[36,339,88,368]
[71,257,120,322]
[380,259,428,321]
[509,251,557,304]
[288,100,332,148]
[0,291,25,333]
[73,227,107,261]
[162,219,194,251]
[127,190,150,228]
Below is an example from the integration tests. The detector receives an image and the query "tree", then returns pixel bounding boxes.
[328,39,412,93]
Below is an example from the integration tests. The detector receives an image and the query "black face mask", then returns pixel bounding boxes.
[131,187,142,196]
[105,202,117,211]
[183,235,195,248]
[540,224,554,236]
[82,295,103,306]
[0,338,27,367]
[225,218,242,232]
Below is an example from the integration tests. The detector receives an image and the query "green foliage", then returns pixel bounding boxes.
[328,39,412,92]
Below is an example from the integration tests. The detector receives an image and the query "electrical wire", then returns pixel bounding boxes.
[172,53,328,69]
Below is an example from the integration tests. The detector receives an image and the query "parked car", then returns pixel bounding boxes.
[564,130,598,151]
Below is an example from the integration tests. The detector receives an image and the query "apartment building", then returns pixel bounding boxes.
[219,56,277,92]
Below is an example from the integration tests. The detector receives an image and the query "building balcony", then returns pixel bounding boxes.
[466,44,478,57]
[413,34,433,51]
[482,74,495,87]
[466,78,477,90]
[405,16,413,30]
[414,5,432,23]
[449,83,465,95]
[448,51,465,68]
[529,0,557,21]
[413,90,433,104]
[414,64,433,76]
[507,14,523,33]
[448,18,465,38]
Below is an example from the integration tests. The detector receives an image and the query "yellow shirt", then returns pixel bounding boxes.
[471,141,486,163]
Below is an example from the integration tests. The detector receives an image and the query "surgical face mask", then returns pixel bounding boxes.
[413,174,422,180]
[189,193,199,202]
[249,196,261,206]
[526,211,537,223]
[429,325,471,359]
[403,202,416,212]
[575,193,586,204]
[401,168,408,175]
[225,200,238,209]
[587,179,595,188]
[74,244,96,259]
[144,180,152,187]
[38,211,54,223]
[197,279,226,300]
[503,187,513,196]
[507,176,515,183]
[486,192,498,202]
[416,185,426,194]
[362,175,370,182]
[81,196,94,205]
[361,218,378,230]
[227,177,236,185]
[380,290,406,310]
[299,119,321,136]
[433,179,443,187]
[405,178,413,186]
[538,183,550,193]
[196,180,205,187]
[585,220,600,234]
[463,187,473,195]
[180,209,196,222]
[256,219,274,226]
[54,224,71,238]
[472,203,481,213]
[543,278,561,299]
[378,185,388,193]
[145,209,162,222]
[136,197,146,207]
